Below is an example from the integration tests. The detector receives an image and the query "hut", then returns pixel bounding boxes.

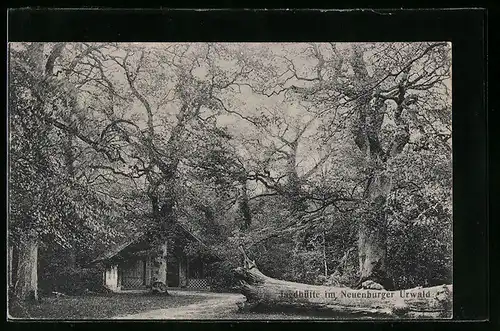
[91,223,218,292]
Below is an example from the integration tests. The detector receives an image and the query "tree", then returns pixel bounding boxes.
[9,42,452,310]
[234,246,452,319]
[9,42,127,301]
[235,42,451,289]
[10,42,264,292]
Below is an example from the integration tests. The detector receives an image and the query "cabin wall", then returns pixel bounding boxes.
[103,265,120,292]
[186,257,211,290]
[145,255,152,287]
[99,240,215,291]
[121,259,147,289]
[187,278,210,290]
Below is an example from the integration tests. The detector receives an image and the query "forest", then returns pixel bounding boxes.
[8,42,452,317]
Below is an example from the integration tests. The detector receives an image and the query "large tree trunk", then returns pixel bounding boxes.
[198,204,222,237]
[286,140,307,212]
[351,87,408,289]
[13,231,39,301]
[234,249,452,319]
[349,45,412,290]
[358,171,393,289]
[63,127,78,269]
[149,195,171,294]
[235,177,252,230]
[155,241,168,289]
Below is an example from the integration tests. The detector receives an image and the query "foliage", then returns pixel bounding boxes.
[8,42,452,296]
[205,260,241,292]
[39,265,103,296]
[387,218,452,289]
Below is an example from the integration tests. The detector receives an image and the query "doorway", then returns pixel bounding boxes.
[167,257,179,287]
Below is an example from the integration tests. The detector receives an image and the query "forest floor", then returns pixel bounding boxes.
[9,290,345,320]
[112,290,246,319]
[8,291,208,320]
[113,290,337,320]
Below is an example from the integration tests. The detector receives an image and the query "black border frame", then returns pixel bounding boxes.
[5,7,489,329]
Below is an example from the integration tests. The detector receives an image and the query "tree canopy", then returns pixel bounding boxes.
[9,42,452,296]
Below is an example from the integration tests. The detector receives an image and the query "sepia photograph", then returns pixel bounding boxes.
[8,42,453,320]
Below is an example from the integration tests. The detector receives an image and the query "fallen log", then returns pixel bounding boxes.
[234,247,452,319]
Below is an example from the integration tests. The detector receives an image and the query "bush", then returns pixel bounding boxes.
[387,218,452,289]
[39,265,103,296]
[205,260,240,292]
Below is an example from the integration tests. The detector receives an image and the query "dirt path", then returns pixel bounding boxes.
[112,290,246,320]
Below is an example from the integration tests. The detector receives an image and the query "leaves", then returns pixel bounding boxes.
[9,42,452,290]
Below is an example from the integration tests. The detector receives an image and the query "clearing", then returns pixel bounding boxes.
[8,291,208,320]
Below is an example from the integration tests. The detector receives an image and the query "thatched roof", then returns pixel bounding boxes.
[89,232,146,264]
[89,223,219,264]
